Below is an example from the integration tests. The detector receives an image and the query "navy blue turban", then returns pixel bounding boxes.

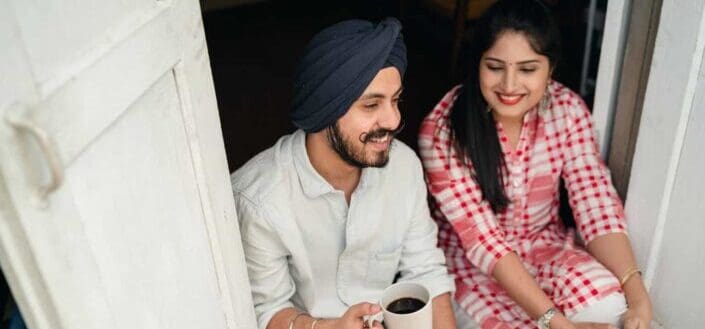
[290,17,407,133]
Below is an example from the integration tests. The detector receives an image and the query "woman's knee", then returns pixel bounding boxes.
[568,292,627,326]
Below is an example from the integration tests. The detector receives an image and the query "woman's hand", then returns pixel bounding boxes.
[317,302,383,329]
[584,234,654,329]
[622,297,653,329]
[621,270,653,329]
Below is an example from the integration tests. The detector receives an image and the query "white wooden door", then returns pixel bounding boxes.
[0,1,256,328]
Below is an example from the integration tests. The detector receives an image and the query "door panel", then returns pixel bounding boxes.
[1,130,114,329]
[0,0,257,328]
[66,72,226,328]
[0,1,36,107]
[31,5,178,166]
[10,0,156,89]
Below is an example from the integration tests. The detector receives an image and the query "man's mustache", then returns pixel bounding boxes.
[359,120,405,143]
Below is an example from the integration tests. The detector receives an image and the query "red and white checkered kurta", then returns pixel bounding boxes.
[418,81,627,328]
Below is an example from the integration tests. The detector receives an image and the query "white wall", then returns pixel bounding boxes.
[648,77,705,327]
[625,0,705,327]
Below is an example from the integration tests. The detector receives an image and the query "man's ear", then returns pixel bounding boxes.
[323,124,337,145]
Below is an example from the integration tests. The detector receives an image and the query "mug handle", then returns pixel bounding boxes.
[365,309,384,328]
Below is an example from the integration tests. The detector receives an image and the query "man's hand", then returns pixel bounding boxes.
[317,302,383,329]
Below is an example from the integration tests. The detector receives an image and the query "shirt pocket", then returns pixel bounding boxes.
[365,246,403,290]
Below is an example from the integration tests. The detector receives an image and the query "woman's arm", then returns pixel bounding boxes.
[492,253,575,329]
[586,233,653,329]
[560,94,652,328]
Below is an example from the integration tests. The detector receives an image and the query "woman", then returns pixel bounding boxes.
[418,1,653,328]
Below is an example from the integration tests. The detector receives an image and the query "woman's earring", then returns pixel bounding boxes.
[539,89,551,113]
[486,104,492,113]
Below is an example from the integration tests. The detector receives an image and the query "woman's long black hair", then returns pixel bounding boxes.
[450,0,562,213]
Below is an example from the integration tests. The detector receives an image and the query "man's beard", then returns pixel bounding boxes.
[326,121,404,168]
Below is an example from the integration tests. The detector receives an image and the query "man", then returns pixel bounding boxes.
[232,18,455,329]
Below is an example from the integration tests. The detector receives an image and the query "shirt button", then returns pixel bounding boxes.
[512,178,521,187]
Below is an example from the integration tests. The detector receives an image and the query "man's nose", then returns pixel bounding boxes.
[379,101,401,130]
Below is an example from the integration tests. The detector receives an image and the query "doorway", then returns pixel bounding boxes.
[200,0,609,170]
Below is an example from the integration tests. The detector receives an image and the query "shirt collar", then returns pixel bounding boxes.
[292,130,382,198]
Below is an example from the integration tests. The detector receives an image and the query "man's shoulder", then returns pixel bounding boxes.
[389,138,418,160]
[230,133,296,206]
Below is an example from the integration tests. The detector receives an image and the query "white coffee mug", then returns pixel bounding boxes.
[367,282,433,329]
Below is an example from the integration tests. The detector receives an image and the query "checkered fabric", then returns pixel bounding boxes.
[418,81,627,328]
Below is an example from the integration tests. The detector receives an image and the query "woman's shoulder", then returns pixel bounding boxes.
[419,85,462,150]
[546,80,591,121]
[424,85,463,122]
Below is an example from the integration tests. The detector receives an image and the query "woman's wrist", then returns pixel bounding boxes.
[618,268,641,287]
[621,272,650,304]
[547,313,574,329]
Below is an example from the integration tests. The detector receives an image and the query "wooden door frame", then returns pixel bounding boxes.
[592,0,662,200]
[606,0,663,199]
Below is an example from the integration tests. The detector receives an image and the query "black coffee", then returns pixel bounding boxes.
[386,297,426,314]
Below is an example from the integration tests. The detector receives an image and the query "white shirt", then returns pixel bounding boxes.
[231,130,454,329]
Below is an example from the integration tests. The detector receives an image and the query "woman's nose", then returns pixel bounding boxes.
[501,70,518,92]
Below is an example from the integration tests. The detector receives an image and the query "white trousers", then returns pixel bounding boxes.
[453,292,627,329]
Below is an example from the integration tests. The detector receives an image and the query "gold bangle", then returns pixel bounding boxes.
[288,311,310,329]
[619,268,642,287]
[310,318,320,329]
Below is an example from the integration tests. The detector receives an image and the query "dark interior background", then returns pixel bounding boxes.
[201,0,607,172]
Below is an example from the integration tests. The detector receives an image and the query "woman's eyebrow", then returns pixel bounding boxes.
[484,57,541,65]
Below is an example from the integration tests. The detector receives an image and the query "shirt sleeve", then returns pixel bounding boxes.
[560,94,627,244]
[236,194,296,329]
[418,87,513,275]
[396,155,456,299]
